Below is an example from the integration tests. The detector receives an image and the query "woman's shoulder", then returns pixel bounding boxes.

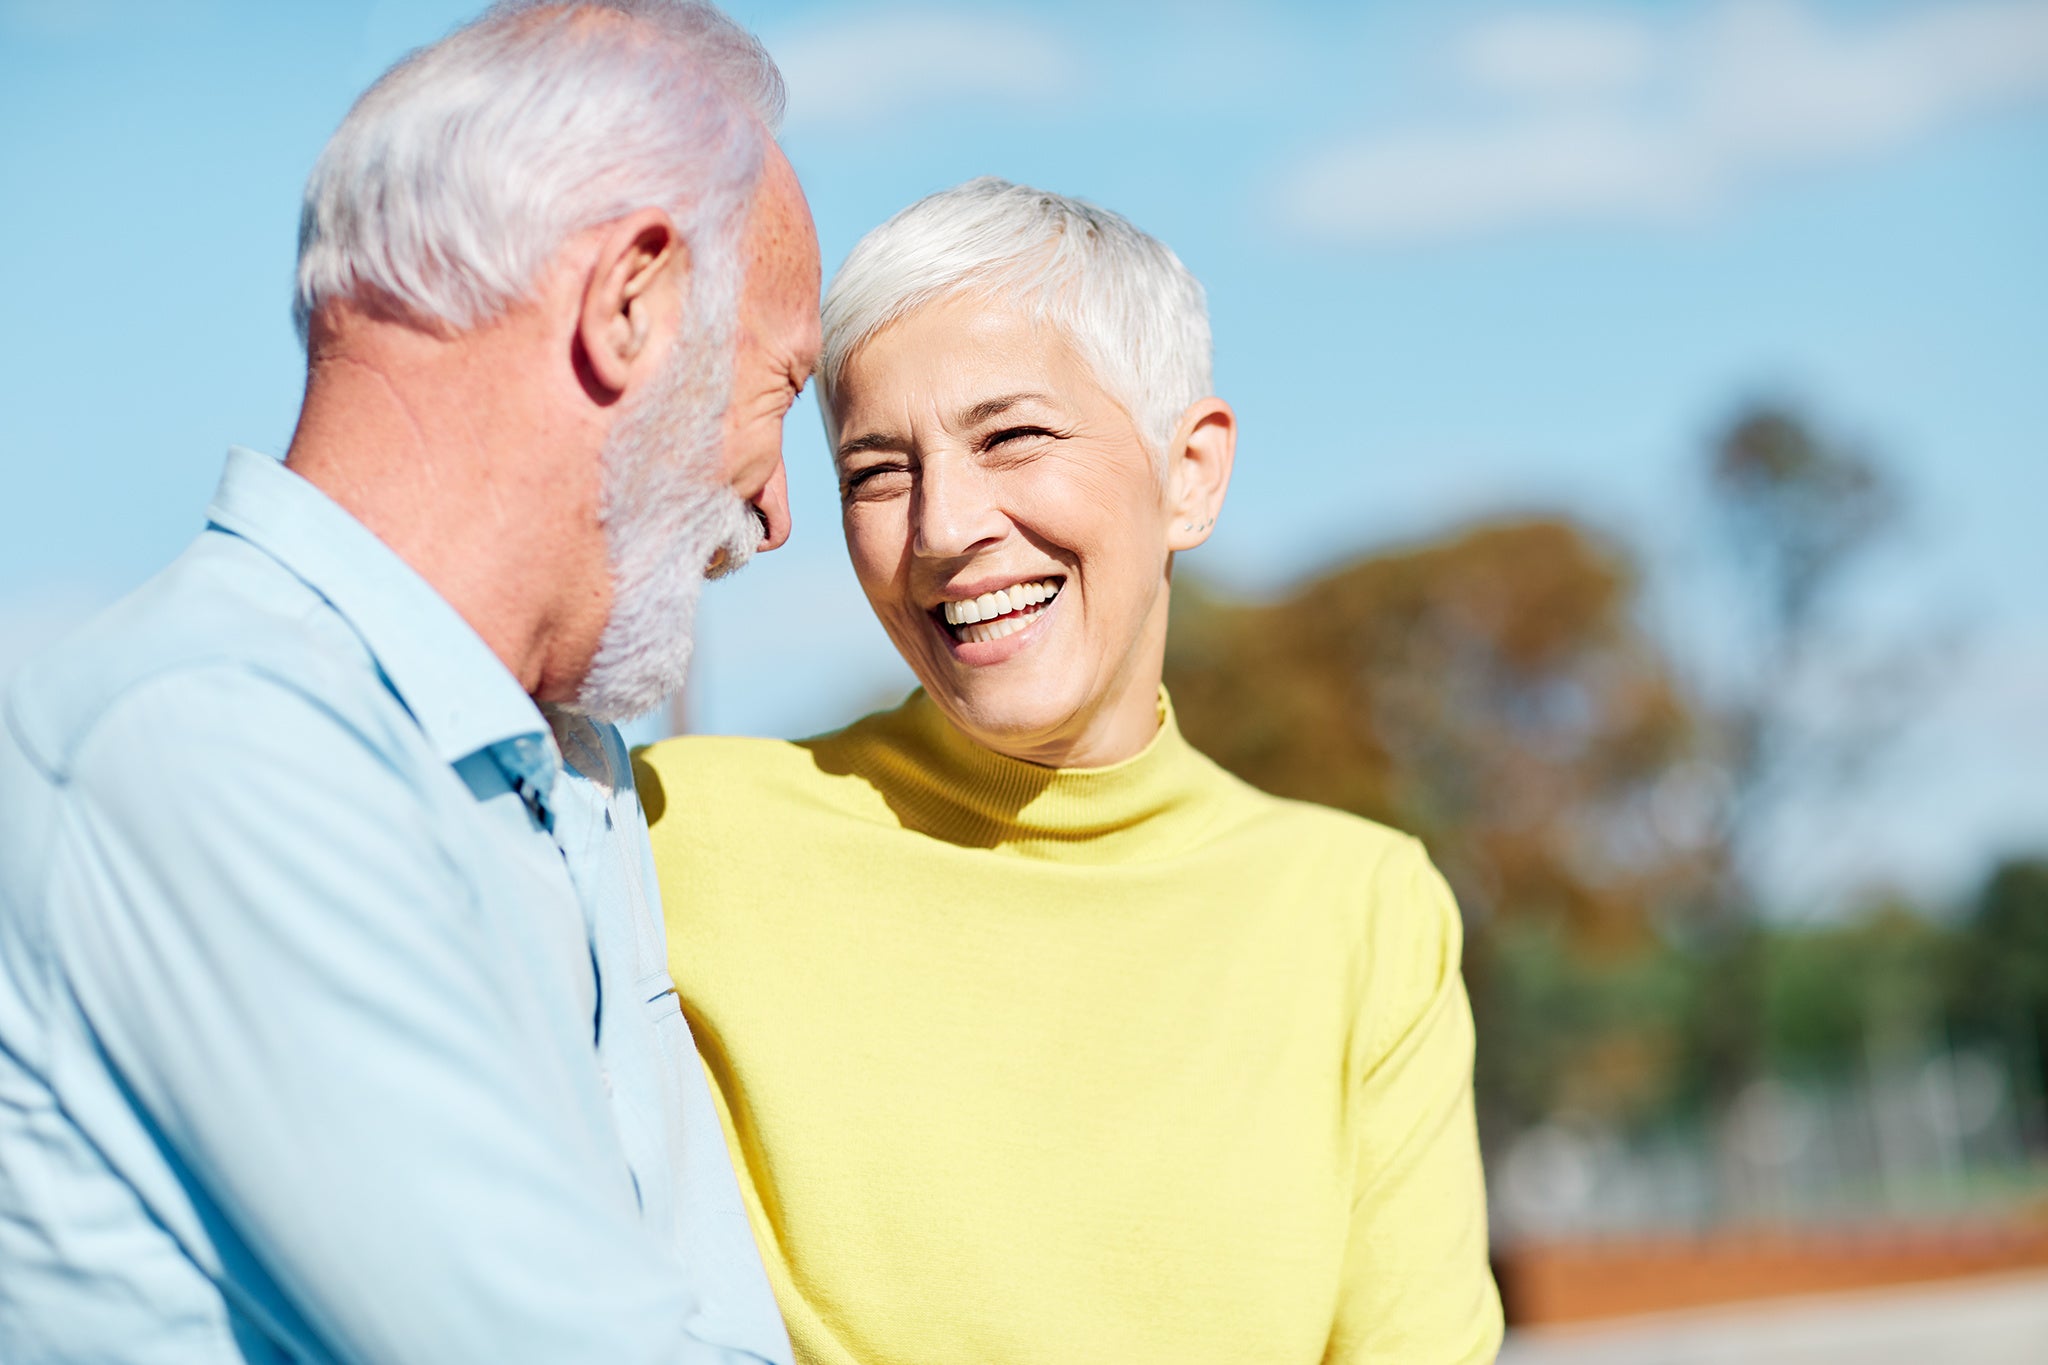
[1214,772,1428,874]
[632,710,904,836]
[634,731,810,797]
[1213,778,1462,947]
[1211,784,1470,1050]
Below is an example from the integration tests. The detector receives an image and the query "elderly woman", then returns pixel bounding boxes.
[637,178,1501,1365]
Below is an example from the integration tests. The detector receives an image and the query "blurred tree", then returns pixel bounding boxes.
[1165,518,1712,1134]
[1482,919,1700,1130]
[1168,518,1699,947]
[1710,407,1893,650]
[1952,858,2048,1104]
[1691,406,1916,1108]
[1759,901,1955,1075]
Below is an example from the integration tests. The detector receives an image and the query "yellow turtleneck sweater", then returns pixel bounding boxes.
[636,691,1501,1365]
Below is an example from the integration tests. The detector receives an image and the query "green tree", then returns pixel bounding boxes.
[1952,858,2048,1098]
[1760,902,1956,1075]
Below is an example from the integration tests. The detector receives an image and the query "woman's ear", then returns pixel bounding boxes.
[1164,398,1237,552]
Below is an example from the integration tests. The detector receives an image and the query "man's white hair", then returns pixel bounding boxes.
[294,0,782,345]
[296,0,784,723]
[818,177,1213,464]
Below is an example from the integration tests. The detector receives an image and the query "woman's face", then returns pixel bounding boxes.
[831,294,1205,767]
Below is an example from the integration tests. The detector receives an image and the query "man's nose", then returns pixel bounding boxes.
[912,457,1002,560]
[751,461,791,554]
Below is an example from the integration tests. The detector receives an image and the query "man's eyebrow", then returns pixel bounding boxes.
[958,392,1053,427]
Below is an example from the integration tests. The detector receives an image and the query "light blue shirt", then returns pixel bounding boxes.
[0,447,792,1365]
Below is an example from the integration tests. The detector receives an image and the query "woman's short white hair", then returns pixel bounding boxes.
[819,177,1213,463]
[294,0,781,344]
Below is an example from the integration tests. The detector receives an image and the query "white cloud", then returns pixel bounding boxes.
[1282,0,2048,245]
[764,9,1082,136]
[1459,11,1657,99]
[1282,112,1708,242]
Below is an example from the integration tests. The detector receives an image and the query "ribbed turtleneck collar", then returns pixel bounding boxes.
[803,688,1238,864]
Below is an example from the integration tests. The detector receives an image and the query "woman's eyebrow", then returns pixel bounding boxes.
[836,391,1059,462]
[957,392,1054,427]
[835,430,904,461]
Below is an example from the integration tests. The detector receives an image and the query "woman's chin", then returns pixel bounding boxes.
[920,667,1086,757]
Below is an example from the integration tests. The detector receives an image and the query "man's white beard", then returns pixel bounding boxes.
[569,329,760,724]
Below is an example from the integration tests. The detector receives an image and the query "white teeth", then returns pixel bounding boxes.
[937,578,1063,637]
[958,612,1031,644]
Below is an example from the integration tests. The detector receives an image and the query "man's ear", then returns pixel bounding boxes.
[577,207,687,402]
[1164,398,1237,552]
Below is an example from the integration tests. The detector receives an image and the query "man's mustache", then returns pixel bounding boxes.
[705,504,768,581]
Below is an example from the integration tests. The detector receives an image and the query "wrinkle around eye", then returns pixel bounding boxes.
[980,424,1061,451]
[977,429,1065,473]
[840,462,912,501]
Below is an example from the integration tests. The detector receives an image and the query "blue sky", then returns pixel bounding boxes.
[2,0,2043,909]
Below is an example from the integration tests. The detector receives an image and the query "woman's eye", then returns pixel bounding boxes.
[984,425,1055,449]
[842,463,911,499]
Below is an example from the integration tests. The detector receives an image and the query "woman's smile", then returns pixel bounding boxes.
[933,575,1065,656]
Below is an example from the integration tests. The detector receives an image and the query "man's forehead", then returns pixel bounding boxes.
[748,148,819,285]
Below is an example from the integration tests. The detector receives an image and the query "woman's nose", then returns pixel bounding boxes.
[912,458,1003,560]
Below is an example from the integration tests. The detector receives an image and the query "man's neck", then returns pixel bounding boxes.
[284,307,609,702]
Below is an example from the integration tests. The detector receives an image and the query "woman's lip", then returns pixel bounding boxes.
[936,589,1059,666]
[927,573,1067,612]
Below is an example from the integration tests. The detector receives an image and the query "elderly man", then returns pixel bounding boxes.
[0,3,815,1362]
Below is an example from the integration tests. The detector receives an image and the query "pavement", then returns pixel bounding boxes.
[1497,1268,2048,1365]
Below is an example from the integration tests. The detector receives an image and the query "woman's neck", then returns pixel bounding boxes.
[958,648,1167,770]
[819,685,1224,864]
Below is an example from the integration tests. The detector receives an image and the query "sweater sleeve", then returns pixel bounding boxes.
[1324,839,1504,1364]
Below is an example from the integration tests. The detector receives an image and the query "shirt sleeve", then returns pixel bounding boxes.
[48,664,723,1365]
[1324,839,1504,1364]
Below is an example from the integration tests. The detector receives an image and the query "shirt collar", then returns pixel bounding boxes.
[206,446,551,768]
